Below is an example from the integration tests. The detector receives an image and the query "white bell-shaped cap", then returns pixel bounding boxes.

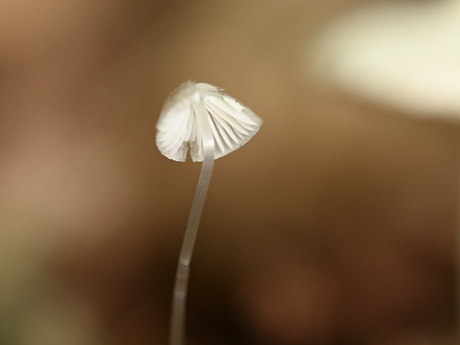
[156,80,263,162]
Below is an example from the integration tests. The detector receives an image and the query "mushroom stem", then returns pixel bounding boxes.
[170,97,215,345]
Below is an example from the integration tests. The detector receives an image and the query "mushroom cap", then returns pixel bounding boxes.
[156,80,263,162]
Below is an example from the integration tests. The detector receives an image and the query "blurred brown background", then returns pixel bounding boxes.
[0,0,457,344]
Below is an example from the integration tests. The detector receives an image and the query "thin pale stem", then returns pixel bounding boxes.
[170,98,215,345]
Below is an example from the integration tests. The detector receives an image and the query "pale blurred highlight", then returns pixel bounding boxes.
[308,0,460,118]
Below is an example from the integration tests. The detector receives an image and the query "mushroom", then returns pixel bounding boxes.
[156,80,263,345]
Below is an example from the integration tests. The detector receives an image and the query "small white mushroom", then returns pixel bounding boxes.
[157,80,263,162]
[156,80,262,345]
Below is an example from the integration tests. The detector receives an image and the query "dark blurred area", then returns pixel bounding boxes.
[0,0,458,344]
